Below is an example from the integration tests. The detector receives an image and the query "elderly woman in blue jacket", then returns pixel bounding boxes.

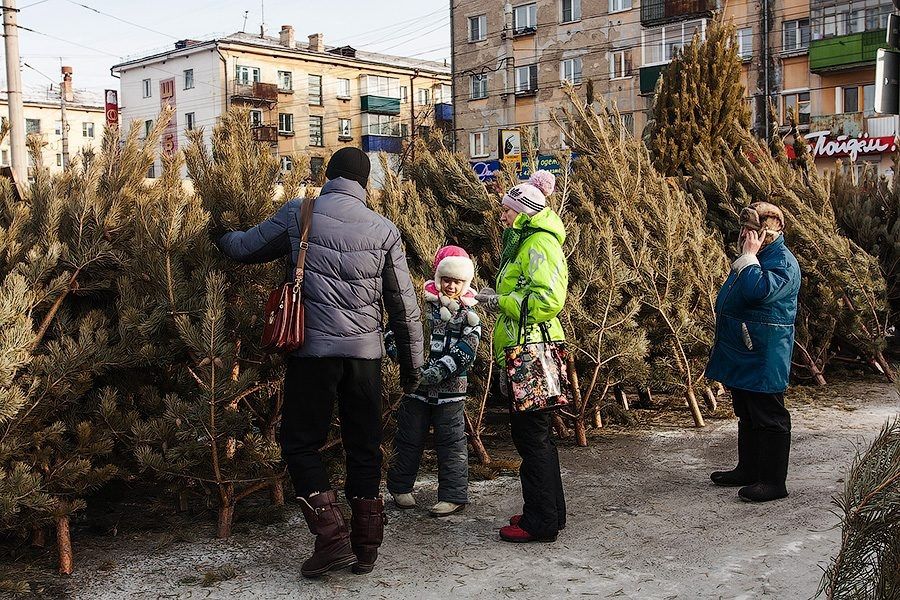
[705,202,801,503]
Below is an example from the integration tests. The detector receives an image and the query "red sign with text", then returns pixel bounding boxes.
[786,131,898,161]
[104,89,118,128]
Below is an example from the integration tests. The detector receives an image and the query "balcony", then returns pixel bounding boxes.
[641,0,716,27]
[251,125,278,143]
[231,81,279,104]
[361,135,403,153]
[809,113,865,136]
[639,64,667,94]
[809,30,885,72]
[361,95,401,115]
[434,103,453,122]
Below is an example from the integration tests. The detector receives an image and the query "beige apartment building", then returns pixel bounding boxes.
[452,0,896,179]
[0,74,105,177]
[113,27,451,184]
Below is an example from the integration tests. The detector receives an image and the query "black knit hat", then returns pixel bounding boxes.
[325,147,371,189]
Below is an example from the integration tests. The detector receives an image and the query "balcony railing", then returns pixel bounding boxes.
[641,0,716,27]
[231,81,279,103]
[251,125,278,143]
[361,95,401,115]
[809,113,865,136]
[809,30,885,72]
[434,103,453,122]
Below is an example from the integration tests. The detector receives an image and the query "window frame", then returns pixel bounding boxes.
[560,57,583,85]
[249,110,263,128]
[309,115,324,147]
[278,70,293,91]
[142,78,152,98]
[236,65,261,85]
[278,112,295,135]
[183,69,194,90]
[470,131,489,158]
[609,0,632,14]
[737,27,753,59]
[515,64,538,93]
[82,122,95,138]
[641,19,707,67]
[469,14,487,41]
[337,78,351,99]
[185,112,196,131]
[339,118,352,139]
[513,3,537,35]
[782,18,811,52]
[281,156,294,172]
[561,0,582,23]
[471,74,488,99]
[308,74,323,106]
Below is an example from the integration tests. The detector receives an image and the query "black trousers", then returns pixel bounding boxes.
[510,411,566,538]
[730,387,791,433]
[281,356,383,499]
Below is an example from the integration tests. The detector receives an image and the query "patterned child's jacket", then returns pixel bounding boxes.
[408,281,482,405]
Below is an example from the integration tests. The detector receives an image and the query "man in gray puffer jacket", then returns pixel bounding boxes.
[217,148,424,579]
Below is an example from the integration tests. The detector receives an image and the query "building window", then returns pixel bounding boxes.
[642,19,706,66]
[184,69,194,90]
[54,121,63,135]
[434,83,452,103]
[142,78,152,98]
[82,122,95,138]
[144,119,153,138]
[250,110,263,127]
[814,3,889,40]
[363,114,401,136]
[25,118,40,134]
[308,74,322,105]
[235,65,261,85]
[782,91,810,125]
[513,3,537,35]
[1,150,8,165]
[278,70,293,91]
[515,64,538,93]
[401,123,410,139]
[278,113,294,134]
[609,0,631,14]
[400,85,408,103]
[56,153,62,167]
[339,118,352,139]
[417,88,430,105]
[361,75,400,98]
[337,78,351,99]
[843,86,860,113]
[281,156,293,172]
[185,112,195,131]
[783,19,810,52]
[561,58,583,84]
[864,83,876,116]
[471,74,488,99]
[562,0,581,23]
[309,115,323,146]
[610,49,633,79]
[737,27,753,58]
[866,4,891,31]
[469,14,487,41]
[470,131,488,157]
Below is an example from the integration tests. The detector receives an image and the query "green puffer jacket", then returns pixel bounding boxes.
[493,208,568,365]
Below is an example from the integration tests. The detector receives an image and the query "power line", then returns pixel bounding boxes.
[64,0,178,39]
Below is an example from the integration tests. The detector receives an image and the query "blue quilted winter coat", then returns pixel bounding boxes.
[705,235,801,394]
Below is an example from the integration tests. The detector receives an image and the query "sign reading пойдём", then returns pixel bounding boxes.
[785,131,899,161]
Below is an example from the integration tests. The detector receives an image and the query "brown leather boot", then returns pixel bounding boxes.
[349,497,386,574]
[298,491,357,578]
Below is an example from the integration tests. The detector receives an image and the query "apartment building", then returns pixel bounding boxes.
[453,0,896,179]
[112,27,451,184]
[0,74,105,177]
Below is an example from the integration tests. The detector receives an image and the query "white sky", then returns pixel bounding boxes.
[6,0,450,92]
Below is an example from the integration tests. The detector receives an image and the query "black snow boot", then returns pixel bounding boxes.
[711,421,757,487]
[739,431,790,503]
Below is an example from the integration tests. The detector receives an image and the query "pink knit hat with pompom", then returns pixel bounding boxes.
[501,170,556,216]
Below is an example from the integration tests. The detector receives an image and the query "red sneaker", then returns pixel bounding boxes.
[499,524,558,543]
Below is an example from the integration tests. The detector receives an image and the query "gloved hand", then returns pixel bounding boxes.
[209,223,227,250]
[400,369,421,394]
[419,366,445,387]
[474,287,500,311]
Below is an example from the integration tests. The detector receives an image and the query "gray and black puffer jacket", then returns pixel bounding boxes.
[217,177,425,374]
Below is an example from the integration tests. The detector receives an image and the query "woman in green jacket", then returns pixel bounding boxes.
[476,170,569,543]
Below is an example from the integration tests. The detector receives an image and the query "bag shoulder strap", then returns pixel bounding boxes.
[294,197,316,284]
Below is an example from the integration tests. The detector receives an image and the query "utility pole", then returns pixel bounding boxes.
[60,66,72,168]
[3,0,27,183]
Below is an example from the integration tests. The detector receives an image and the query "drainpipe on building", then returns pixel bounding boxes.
[504,2,515,140]
[449,0,456,152]
[217,46,230,112]
[410,70,418,166]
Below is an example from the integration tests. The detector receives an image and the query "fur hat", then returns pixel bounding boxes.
[741,201,785,245]
[426,245,479,324]
[501,170,556,216]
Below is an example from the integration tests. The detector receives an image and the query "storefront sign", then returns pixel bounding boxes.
[786,130,898,161]
[472,154,576,182]
[499,129,522,164]
[159,78,178,156]
[104,89,118,127]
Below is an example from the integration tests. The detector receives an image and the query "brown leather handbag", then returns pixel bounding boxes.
[260,197,316,353]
